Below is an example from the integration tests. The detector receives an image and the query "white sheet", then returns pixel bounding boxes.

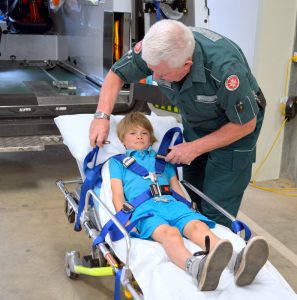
[54,114,297,300]
[97,162,297,300]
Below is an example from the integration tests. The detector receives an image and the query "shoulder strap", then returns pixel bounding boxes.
[155,126,183,174]
[112,154,150,177]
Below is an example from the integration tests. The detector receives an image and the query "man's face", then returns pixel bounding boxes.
[148,60,192,82]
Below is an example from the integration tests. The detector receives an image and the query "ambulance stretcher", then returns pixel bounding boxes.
[55,113,297,300]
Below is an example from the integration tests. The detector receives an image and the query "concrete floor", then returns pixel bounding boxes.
[0,145,296,300]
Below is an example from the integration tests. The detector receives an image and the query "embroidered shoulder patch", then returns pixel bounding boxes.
[134,41,142,54]
[225,75,240,91]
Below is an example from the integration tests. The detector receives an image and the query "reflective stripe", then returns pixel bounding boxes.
[190,27,222,42]
[210,73,221,83]
[112,53,132,72]
[196,95,217,103]
[234,105,243,125]
[246,95,256,117]
[112,60,130,72]
[234,146,255,153]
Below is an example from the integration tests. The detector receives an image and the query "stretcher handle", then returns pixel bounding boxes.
[181,180,252,241]
[181,180,236,221]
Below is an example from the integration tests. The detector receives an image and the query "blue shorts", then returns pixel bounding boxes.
[130,199,216,240]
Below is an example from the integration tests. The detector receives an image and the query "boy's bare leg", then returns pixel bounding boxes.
[151,223,233,291]
[183,220,220,250]
[152,224,191,269]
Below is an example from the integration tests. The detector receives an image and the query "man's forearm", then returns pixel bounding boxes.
[96,70,124,114]
[192,117,257,156]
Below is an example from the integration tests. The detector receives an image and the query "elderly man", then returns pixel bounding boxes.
[89,19,266,228]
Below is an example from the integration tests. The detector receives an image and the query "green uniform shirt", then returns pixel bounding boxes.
[111,27,261,149]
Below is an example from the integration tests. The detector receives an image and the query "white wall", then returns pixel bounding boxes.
[208,0,259,69]
[195,0,297,181]
[252,0,297,181]
[195,0,259,69]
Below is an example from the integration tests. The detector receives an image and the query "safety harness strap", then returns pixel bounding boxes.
[75,146,106,231]
[231,220,252,241]
[93,186,191,245]
[93,188,156,246]
[113,152,191,202]
[84,127,186,243]
[112,154,149,177]
[93,210,153,246]
[155,126,183,174]
[114,268,122,300]
[171,189,191,207]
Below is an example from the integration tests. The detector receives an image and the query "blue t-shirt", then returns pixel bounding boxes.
[108,147,216,239]
[109,147,176,202]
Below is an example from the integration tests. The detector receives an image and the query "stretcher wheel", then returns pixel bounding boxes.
[65,251,79,279]
[82,255,100,267]
[97,250,107,267]
[65,264,79,279]
[64,198,76,224]
[93,247,107,267]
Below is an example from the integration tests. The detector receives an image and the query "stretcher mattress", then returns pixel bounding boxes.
[55,114,297,300]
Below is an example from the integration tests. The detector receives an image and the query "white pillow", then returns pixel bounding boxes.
[54,113,181,165]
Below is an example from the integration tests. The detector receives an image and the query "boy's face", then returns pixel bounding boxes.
[122,125,151,150]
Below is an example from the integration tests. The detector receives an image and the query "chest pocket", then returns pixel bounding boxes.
[192,94,221,121]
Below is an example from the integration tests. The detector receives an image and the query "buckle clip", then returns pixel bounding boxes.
[150,184,172,197]
[122,157,136,168]
[150,183,162,197]
[156,154,166,161]
[160,185,171,195]
[122,202,135,213]
[143,171,158,183]
[156,149,171,161]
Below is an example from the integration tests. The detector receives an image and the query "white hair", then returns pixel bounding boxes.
[142,20,195,68]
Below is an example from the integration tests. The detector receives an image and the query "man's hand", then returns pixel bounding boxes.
[165,142,198,165]
[89,118,110,147]
[165,118,257,165]
[88,71,124,147]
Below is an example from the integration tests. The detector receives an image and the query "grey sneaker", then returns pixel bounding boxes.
[197,240,233,291]
[234,236,269,286]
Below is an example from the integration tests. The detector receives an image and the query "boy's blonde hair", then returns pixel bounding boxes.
[117,112,157,145]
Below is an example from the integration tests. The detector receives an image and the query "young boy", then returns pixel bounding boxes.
[109,112,269,291]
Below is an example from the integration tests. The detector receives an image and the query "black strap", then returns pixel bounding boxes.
[256,88,266,110]
[193,235,210,256]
